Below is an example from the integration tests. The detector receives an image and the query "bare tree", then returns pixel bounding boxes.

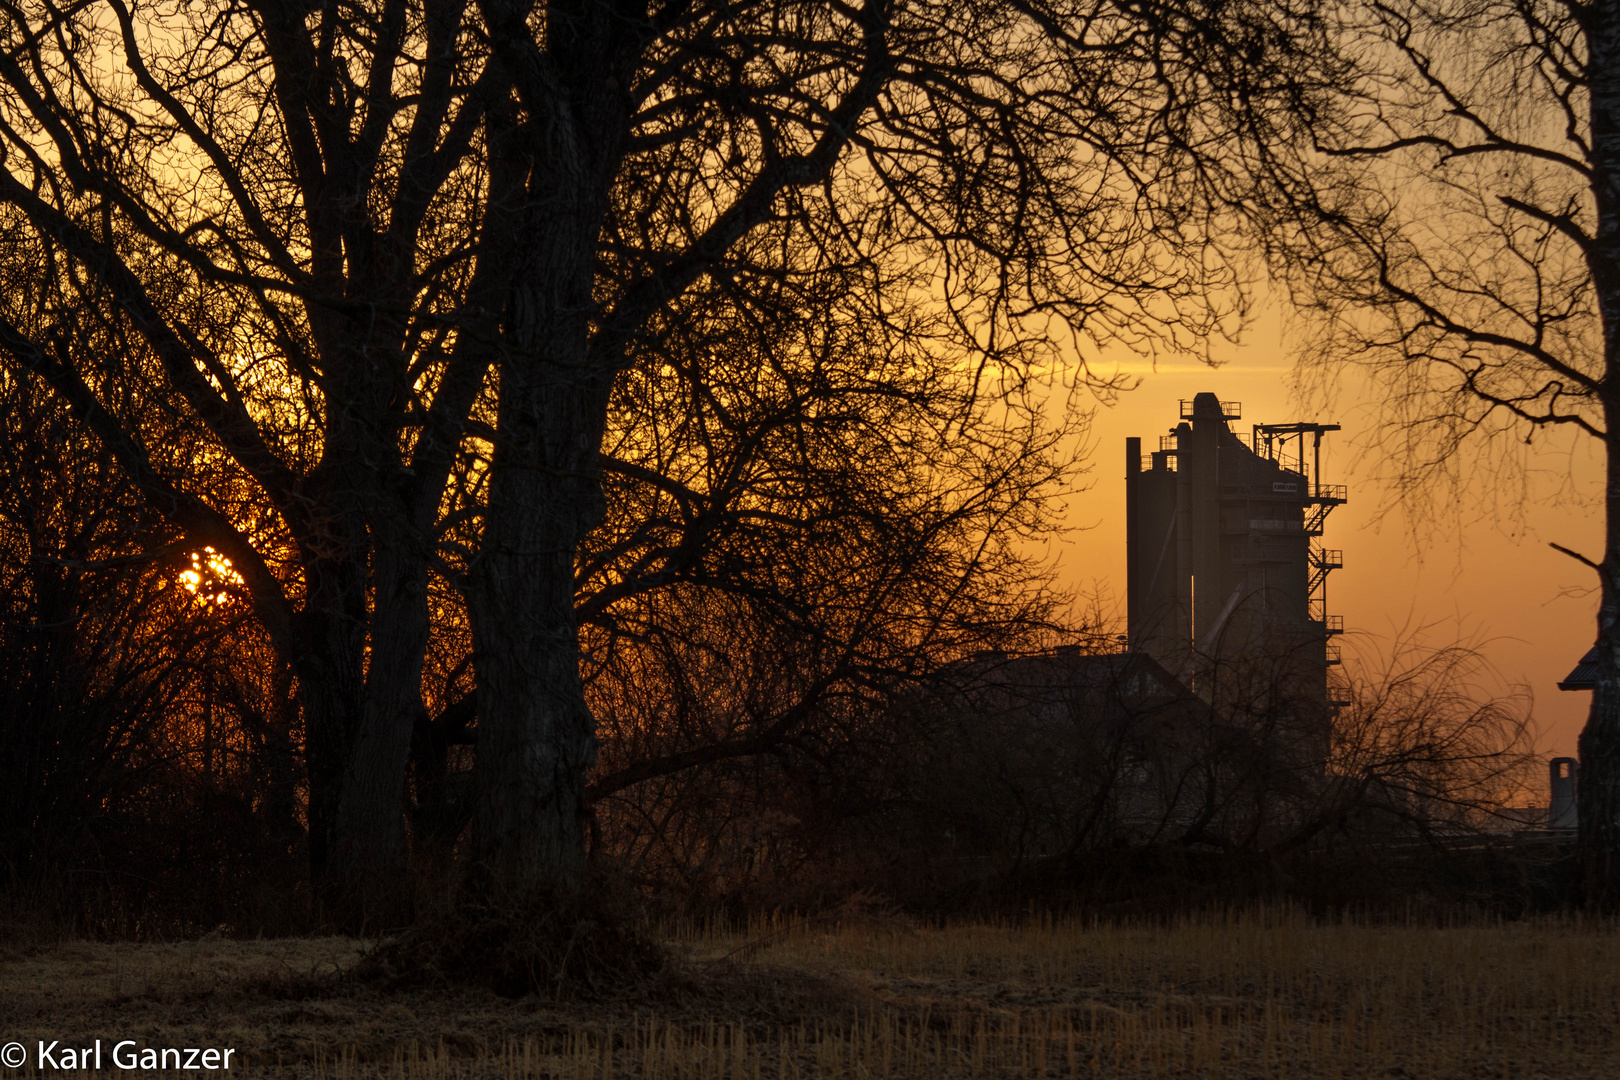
[580,249,1076,775]
[0,368,194,881]
[0,0,1324,919]
[0,0,501,922]
[412,244,1081,906]
[897,635,1533,907]
[459,0,1327,898]
[1304,640,1538,845]
[0,367,307,928]
[1252,0,1620,900]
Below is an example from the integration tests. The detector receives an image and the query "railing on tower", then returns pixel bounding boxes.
[1180,399,1242,421]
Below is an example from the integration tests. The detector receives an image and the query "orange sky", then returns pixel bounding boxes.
[1044,305,1604,761]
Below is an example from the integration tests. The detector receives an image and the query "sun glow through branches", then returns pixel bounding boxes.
[179,547,244,606]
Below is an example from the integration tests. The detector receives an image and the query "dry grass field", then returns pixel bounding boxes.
[1,910,1616,1078]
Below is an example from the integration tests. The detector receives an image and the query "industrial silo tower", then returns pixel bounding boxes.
[1125,392,1346,717]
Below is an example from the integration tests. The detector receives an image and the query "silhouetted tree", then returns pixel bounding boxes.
[0,369,197,880]
[0,0,1327,919]
[0,0,502,922]
[1251,0,1620,902]
[0,368,305,930]
[457,0,1327,898]
[579,252,1077,787]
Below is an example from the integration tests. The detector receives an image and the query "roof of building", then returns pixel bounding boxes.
[924,648,1219,751]
[955,648,1200,709]
[1559,646,1599,691]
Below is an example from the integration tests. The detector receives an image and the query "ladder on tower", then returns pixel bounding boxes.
[1308,545,1343,596]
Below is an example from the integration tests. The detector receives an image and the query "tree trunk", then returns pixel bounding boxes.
[463,15,630,896]
[325,541,431,927]
[1578,398,1620,905]
[296,530,428,927]
[1580,564,1620,907]
[469,369,610,896]
[297,607,368,906]
[1579,0,1620,907]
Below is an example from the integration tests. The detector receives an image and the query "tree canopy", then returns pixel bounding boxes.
[0,0,1329,921]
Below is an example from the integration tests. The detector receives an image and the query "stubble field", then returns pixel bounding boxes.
[1,910,1615,1078]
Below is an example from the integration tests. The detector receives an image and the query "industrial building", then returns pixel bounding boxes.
[1125,392,1345,724]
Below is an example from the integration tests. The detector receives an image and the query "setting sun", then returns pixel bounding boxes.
[178,547,243,606]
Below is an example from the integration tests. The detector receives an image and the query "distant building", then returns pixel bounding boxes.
[913,648,1263,849]
[1125,392,1346,745]
[1558,646,1599,691]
